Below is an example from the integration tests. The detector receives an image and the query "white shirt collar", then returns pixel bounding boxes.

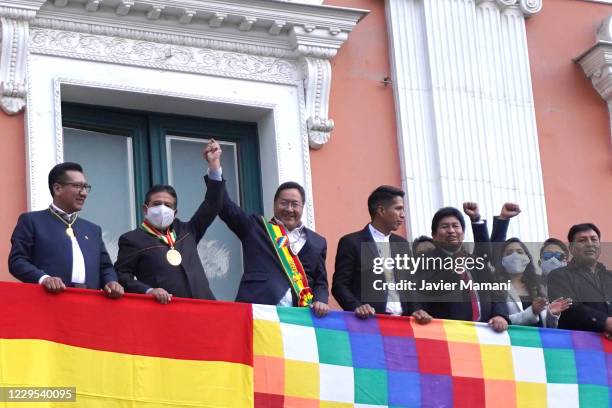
[51,202,76,218]
[368,224,390,242]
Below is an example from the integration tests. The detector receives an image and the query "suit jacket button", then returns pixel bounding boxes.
[592,317,597,322]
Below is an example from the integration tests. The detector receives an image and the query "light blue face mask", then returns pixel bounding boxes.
[541,257,566,276]
[502,252,530,274]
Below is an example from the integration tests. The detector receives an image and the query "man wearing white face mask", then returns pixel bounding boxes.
[115,140,224,304]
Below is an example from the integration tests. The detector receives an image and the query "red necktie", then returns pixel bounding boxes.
[460,272,480,321]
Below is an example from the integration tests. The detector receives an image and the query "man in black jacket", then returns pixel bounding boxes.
[220,180,329,316]
[115,140,224,304]
[415,206,509,332]
[548,223,612,334]
[332,185,431,322]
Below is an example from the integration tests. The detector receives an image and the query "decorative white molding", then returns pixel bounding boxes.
[0,17,30,114]
[0,2,45,114]
[24,0,367,148]
[116,1,134,17]
[85,0,100,13]
[239,17,257,32]
[576,15,612,146]
[31,17,297,59]
[475,0,542,17]
[208,12,226,28]
[29,28,301,84]
[146,6,164,21]
[386,0,548,241]
[301,56,333,149]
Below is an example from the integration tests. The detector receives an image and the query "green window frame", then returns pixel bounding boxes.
[61,102,263,224]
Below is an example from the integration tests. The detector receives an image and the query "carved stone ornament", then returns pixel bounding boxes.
[475,0,543,17]
[0,1,45,114]
[301,57,333,148]
[12,0,367,148]
[576,15,612,145]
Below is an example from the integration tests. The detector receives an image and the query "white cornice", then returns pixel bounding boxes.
[2,0,369,148]
[38,0,367,33]
[0,1,46,13]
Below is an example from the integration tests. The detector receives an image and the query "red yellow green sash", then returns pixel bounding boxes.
[140,220,177,248]
[262,217,314,307]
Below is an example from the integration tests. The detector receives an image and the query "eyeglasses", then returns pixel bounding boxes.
[278,200,303,210]
[542,251,566,261]
[59,182,92,193]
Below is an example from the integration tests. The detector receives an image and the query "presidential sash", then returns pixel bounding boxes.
[262,217,314,307]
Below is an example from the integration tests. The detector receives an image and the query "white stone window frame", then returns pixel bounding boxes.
[0,0,368,230]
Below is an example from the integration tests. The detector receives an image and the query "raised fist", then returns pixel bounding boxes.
[463,202,480,222]
[203,139,222,163]
[499,202,521,220]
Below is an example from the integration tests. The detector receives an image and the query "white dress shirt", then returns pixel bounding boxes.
[39,204,86,285]
[368,224,403,315]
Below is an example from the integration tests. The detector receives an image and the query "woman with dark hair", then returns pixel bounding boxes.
[495,238,571,327]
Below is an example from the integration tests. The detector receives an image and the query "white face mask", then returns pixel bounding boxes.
[145,205,175,229]
[541,257,566,276]
[502,252,530,275]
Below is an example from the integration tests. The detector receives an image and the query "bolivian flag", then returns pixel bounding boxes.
[0,282,253,407]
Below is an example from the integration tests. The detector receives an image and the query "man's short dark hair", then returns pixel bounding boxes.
[540,237,569,258]
[431,207,465,236]
[145,185,178,208]
[412,235,434,256]
[367,185,405,218]
[274,182,306,203]
[48,162,83,197]
[567,223,601,242]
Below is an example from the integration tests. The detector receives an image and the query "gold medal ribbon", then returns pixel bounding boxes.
[140,220,182,266]
[140,220,177,248]
[48,208,78,238]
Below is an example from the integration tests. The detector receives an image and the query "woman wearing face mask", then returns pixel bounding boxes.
[538,238,570,293]
[495,238,572,327]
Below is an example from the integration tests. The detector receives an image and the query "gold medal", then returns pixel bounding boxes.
[166,249,182,266]
[66,227,74,238]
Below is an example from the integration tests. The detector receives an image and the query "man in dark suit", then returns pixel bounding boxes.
[548,223,612,334]
[415,206,509,332]
[219,180,329,316]
[332,185,431,322]
[9,162,123,298]
[115,140,224,304]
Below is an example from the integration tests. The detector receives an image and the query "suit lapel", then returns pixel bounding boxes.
[360,225,379,260]
[298,229,312,257]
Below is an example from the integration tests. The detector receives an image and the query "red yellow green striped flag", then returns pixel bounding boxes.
[0,282,253,407]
